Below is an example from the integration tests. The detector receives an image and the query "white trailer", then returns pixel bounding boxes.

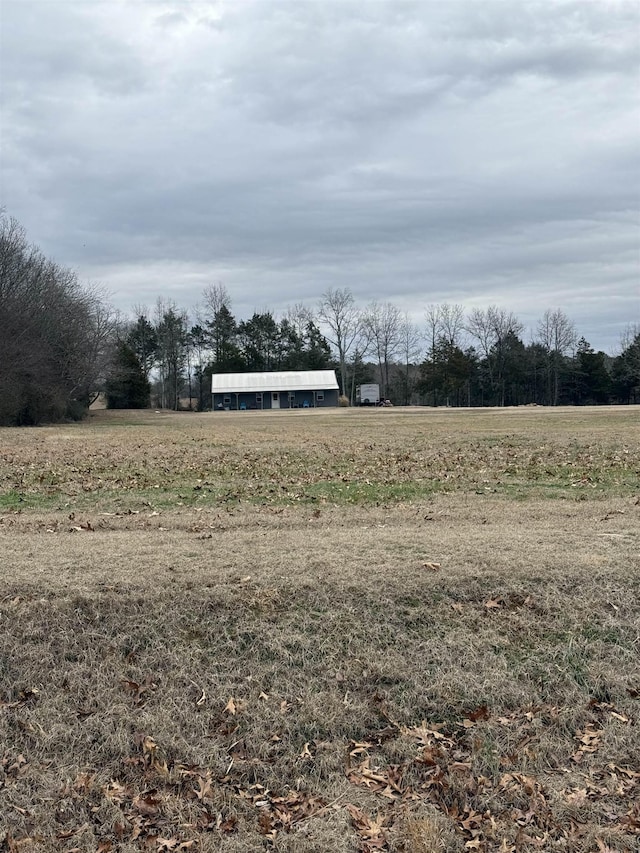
[356,383,380,406]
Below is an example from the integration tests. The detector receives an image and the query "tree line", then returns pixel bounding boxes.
[111,284,640,411]
[0,217,116,425]
[1,215,638,424]
[109,289,333,412]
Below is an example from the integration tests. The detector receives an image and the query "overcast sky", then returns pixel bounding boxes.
[2,0,639,353]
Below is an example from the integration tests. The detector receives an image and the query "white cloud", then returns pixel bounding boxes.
[1,0,638,353]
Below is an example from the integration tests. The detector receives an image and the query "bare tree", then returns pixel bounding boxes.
[425,304,442,350]
[362,301,402,399]
[424,304,444,407]
[0,215,116,424]
[467,306,522,356]
[537,308,576,405]
[78,292,121,404]
[466,307,494,362]
[398,313,423,405]
[285,303,315,339]
[439,303,466,348]
[318,287,361,395]
[466,306,523,405]
[618,322,640,355]
[201,282,231,320]
[424,304,465,406]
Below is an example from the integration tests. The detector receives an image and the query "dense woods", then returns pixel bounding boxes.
[1,216,638,423]
[0,217,116,425]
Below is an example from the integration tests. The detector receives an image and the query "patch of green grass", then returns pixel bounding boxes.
[0,490,61,511]
[580,623,629,647]
[298,479,446,504]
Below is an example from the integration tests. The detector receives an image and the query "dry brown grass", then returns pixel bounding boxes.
[0,407,638,852]
[1,405,638,512]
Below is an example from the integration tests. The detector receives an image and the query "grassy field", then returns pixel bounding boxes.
[0,406,638,852]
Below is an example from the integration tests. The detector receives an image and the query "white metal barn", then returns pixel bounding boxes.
[211,370,339,411]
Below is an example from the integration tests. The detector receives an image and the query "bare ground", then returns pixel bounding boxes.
[0,407,638,852]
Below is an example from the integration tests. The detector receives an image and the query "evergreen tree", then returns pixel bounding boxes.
[573,338,611,404]
[105,342,150,409]
[238,312,280,370]
[496,331,528,406]
[419,339,476,406]
[127,315,158,380]
[278,317,304,369]
[302,320,333,369]
[523,342,548,405]
[155,303,188,410]
[208,304,244,372]
[611,333,640,403]
[188,324,211,410]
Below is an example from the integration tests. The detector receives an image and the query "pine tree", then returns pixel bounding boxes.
[105,342,150,409]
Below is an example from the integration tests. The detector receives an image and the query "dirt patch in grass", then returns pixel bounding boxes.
[0,408,639,851]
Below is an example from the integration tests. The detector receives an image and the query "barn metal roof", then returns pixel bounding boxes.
[211,370,339,394]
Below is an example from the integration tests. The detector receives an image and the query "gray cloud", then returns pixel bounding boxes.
[1,0,638,354]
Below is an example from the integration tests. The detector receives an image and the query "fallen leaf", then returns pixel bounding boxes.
[466,705,490,723]
[195,772,214,801]
[217,815,238,833]
[156,839,179,852]
[56,824,89,840]
[132,791,161,817]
